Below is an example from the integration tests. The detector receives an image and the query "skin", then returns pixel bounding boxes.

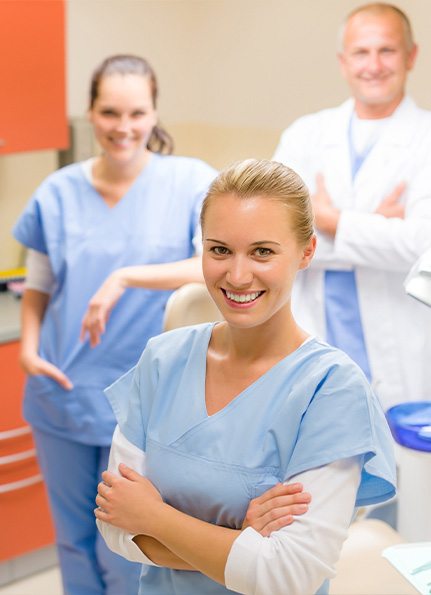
[88,72,157,204]
[338,11,417,120]
[313,9,415,237]
[95,194,316,584]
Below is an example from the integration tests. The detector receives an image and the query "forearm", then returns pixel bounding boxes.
[148,504,238,585]
[115,256,203,291]
[20,289,49,356]
[132,535,196,570]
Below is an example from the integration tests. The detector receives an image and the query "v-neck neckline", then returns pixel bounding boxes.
[83,153,157,212]
[200,324,314,419]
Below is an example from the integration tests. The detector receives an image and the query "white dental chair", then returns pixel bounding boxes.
[163,282,223,332]
[330,519,415,594]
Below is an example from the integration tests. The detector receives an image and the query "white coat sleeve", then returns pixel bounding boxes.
[225,456,361,595]
[96,426,160,566]
[335,184,431,272]
[25,249,55,294]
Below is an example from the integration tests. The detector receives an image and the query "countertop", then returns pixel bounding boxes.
[0,292,21,343]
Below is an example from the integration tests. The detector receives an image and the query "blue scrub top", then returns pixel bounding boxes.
[106,323,396,595]
[13,154,216,445]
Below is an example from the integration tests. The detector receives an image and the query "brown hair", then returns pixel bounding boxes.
[89,54,174,154]
[201,159,314,246]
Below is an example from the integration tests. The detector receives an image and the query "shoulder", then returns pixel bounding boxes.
[289,338,373,415]
[279,100,351,137]
[30,162,86,204]
[140,323,213,368]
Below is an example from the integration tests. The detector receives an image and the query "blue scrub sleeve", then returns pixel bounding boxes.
[13,194,48,254]
[104,340,157,452]
[285,366,396,507]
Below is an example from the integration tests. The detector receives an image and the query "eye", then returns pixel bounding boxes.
[209,246,230,256]
[99,109,117,117]
[254,247,273,257]
[131,110,146,118]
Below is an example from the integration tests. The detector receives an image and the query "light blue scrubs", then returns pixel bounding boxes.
[106,323,396,595]
[13,154,216,595]
[324,115,373,380]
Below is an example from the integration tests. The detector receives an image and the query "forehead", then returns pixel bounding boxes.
[95,73,153,104]
[343,11,406,49]
[203,193,294,237]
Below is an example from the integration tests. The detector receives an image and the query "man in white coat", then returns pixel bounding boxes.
[273,2,431,412]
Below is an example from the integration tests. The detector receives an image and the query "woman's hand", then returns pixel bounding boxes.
[20,351,73,390]
[95,464,163,536]
[243,482,311,536]
[80,271,126,347]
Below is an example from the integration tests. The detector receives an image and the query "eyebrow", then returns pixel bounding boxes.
[204,238,281,246]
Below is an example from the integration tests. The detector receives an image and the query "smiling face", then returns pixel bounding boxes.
[338,10,417,118]
[88,73,157,164]
[202,193,315,330]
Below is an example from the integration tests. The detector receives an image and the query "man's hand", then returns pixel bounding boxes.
[311,174,340,237]
[375,182,406,219]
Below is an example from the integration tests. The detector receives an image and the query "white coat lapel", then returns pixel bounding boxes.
[352,97,418,211]
[320,100,354,210]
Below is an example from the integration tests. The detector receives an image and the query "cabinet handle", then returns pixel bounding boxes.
[0,139,5,147]
[0,426,32,441]
[0,448,36,466]
[0,473,43,494]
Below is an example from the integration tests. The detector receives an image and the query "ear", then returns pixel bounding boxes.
[407,43,418,71]
[299,235,317,270]
[337,51,347,79]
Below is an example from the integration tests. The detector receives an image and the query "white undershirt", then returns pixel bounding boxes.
[98,426,361,595]
[24,161,96,295]
[350,113,389,155]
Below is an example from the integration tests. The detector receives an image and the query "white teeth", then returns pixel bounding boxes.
[225,290,262,303]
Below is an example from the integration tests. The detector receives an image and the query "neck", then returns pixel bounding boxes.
[354,94,405,120]
[97,150,151,183]
[219,306,307,363]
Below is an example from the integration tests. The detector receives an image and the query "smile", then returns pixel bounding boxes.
[222,289,264,304]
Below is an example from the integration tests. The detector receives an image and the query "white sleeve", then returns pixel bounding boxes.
[96,426,160,566]
[25,249,55,294]
[335,209,431,272]
[225,456,362,595]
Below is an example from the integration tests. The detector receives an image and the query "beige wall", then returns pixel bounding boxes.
[2,0,431,268]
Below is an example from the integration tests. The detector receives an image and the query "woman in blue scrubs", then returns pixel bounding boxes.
[13,54,219,595]
[95,159,397,595]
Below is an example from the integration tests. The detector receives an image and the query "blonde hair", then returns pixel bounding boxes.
[337,3,415,52]
[200,159,314,246]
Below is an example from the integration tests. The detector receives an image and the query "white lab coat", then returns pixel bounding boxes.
[273,96,431,410]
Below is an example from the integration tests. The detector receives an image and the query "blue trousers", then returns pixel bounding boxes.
[33,429,141,595]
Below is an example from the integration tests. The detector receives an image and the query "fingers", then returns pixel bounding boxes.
[42,361,73,390]
[23,355,73,390]
[386,181,406,203]
[315,172,325,192]
[253,482,303,505]
[80,306,107,347]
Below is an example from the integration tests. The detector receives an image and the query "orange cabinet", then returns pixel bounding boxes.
[0,0,68,155]
[0,340,55,561]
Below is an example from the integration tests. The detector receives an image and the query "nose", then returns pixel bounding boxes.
[367,50,384,73]
[115,114,131,133]
[226,255,253,288]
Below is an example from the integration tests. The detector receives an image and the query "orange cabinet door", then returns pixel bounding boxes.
[0,0,68,154]
[0,341,55,561]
